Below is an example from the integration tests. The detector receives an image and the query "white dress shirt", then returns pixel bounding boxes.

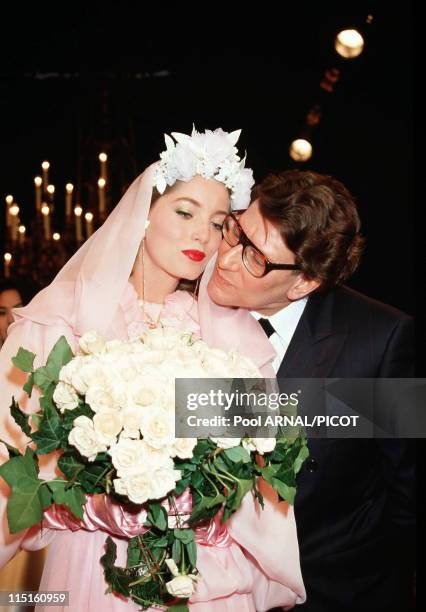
[251,298,308,373]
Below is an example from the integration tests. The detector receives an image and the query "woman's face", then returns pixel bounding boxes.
[144,175,230,281]
[0,288,22,341]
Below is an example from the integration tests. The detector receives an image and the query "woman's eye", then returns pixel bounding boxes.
[212,222,223,232]
[176,210,192,219]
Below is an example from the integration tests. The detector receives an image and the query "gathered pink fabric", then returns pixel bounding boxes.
[0,164,305,610]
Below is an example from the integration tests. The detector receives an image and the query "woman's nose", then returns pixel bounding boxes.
[6,310,14,326]
[192,222,210,245]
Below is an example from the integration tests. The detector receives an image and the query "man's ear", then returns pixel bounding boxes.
[287,275,321,301]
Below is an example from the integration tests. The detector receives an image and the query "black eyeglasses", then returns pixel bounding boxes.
[222,212,302,278]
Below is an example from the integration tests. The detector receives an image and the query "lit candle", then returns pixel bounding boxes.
[47,184,55,214]
[98,178,106,215]
[5,195,13,228]
[41,161,50,192]
[85,212,94,238]
[74,205,83,242]
[41,204,51,240]
[9,204,20,242]
[4,253,12,279]
[18,225,26,245]
[53,232,61,241]
[65,183,73,218]
[34,177,42,212]
[99,153,107,180]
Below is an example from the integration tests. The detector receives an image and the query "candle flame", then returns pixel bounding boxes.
[18,225,26,234]
[4,253,12,262]
[98,178,106,188]
[53,233,61,241]
[41,204,50,216]
[85,212,94,222]
[9,204,20,216]
[5,195,13,204]
[41,161,50,170]
[66,183,74,192]
[74,206,83,217]
[47,184,55,194]
[34,177,42,186]
[99,153,108,162]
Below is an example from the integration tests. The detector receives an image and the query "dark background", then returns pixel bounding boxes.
[0,3,414,315]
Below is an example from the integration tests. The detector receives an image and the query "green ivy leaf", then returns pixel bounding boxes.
[10,398,32,438]
[12,347,35,373]
[32,399,64,455]
[47,480,86,519]
[0,448,52,533]
[172,538,182,565]
[168,603,189,612]
[224,446,251,464]
[23,373,35,397]
[0,438,21,458]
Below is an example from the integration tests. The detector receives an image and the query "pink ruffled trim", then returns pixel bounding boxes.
[120,283,200,339]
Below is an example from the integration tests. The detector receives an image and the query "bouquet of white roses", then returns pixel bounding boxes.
[0,327,308,611]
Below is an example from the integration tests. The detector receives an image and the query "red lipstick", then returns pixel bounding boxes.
[182,249,206,262]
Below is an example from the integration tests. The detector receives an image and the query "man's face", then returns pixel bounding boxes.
[0,288,22,342]
[207,200,317,315]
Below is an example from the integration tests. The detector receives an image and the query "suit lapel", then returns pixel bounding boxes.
[278,289,348,378]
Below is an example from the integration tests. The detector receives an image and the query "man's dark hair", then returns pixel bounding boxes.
[252,169,365,290]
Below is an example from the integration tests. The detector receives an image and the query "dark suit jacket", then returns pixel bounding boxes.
[276,285,416,612]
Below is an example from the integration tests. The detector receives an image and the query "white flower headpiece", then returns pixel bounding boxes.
[153,127,255,209]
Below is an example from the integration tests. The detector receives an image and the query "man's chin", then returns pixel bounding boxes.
[207,278,231,306]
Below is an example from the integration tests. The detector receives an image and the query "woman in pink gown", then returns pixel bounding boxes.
[0,128,306,611]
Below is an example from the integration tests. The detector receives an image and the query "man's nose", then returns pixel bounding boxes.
[218,241,242,271]
[6,310,14,326]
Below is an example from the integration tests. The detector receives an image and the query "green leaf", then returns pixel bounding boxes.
[12,347,35,373]
[57,454,86,480]
[173,528,194,545]
[172,538,182,565]
[224,446,251,464]
[23,373,35,397]
[294,442,309,474]
[32,398,65,455]
[45,336,74,380]
[185,541,197,568]
[145,503,168,531]
[222,477,253,521]
[168,604,189,612]
[0,438,21,458]
[271,478,296,505]
[61,403,95,430]
[100,537,131,597]
[47,480,86,519]
[188,491,225,525]
[31,413,42,429]
[0,448,50,532]
[10,398,32,438]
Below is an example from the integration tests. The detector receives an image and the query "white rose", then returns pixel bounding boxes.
[140,408,175,449]
[78,361,106,389]
[108,437,147,477]
[93,411,123,443]
[141,441,174,469]
[210,437,241,449]
[121,407,143,438]
[125,472,155,504]
[169,438,197,460]
[53,382,79,412]
[150,466,181,499]
[166,574,199,598]
[248,438,277,455]
[68,416,106,461]
[79,331,107,355]
[59,356,85,389]
[86,386,118,413]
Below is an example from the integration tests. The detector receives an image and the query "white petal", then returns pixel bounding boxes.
[228,129,242,146]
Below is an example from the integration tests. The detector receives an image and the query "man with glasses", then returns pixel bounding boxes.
[207,169,415,612]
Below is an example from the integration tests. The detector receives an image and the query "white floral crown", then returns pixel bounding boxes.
[153,127,255,209]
